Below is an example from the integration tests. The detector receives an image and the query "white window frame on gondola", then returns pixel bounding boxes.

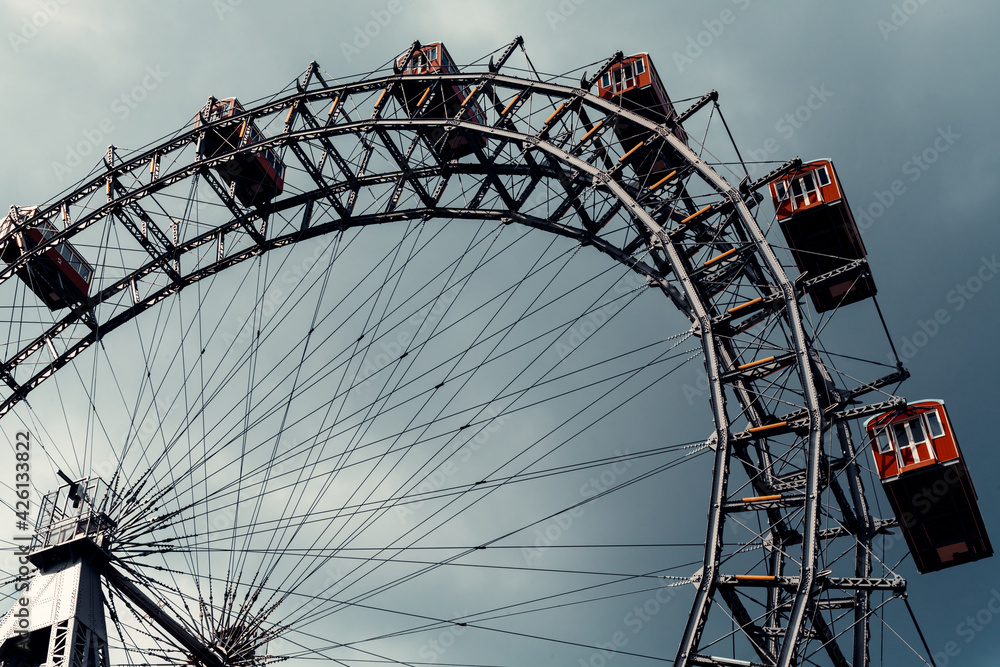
[774,180,788,203]
[412,52,429,74]
[815,166,831,187]
[873,413,938,470]
[788,172,823,212]
[620,62,637,91]
[890,416,936,467]
[926,409,946,438]
[611,67,623,92]
[873,427,893,455]
[601,56,647,94]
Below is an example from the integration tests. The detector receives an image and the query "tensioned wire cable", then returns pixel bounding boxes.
[94,236,696,664]
[294,225,577,589]
[13,96,648,488]
[126,536,702,666]
[112,211,544,494]
[170,308,672,532]
[13,249,696,664]
[254,274,664,588]
[109,237,700,648]
[117,211,644,516]
[76,183,287,596]
[112,222,576,540]
[121,438,699,557]
[238,217,435,580]
[12,179,363,625]
[10,196,372,487]
[247,211,465,583]
[224,234,592,612]
[270,337,703,632]
[0,70,756,667]
[110,330,698,552]
[110,341,701,551]
[135,400,704,554]
[285,217,511,570]
[108,218,449,502]
[6,202,209,550]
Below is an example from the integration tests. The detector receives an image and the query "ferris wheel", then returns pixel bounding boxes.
[0,36,985,667]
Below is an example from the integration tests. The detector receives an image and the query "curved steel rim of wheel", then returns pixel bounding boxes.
[0,61,909,667]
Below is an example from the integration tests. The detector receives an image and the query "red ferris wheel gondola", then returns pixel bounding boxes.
[865,399,993,573]
[194,97,286,207]
[769,159,877,312]
[597,53,688,184]
[393,41,487,160]
[0,206,94,310]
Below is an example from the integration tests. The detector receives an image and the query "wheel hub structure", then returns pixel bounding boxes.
[0,39,920,667]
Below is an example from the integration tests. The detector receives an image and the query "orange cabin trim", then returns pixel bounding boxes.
[595,53,688,145]
[768,157,875,313]
[396,42,458,75]
[597,54,656,98]
[0,206,94,309]
[865,399,959,481]
[865,398,992,573]
[191,97,286,206]
[392,41,487,159]
[769,159,843,222]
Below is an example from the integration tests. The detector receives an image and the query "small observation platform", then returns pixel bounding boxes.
[28,476,117,572]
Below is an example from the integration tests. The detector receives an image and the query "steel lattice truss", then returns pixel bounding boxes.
[0,40,915,667]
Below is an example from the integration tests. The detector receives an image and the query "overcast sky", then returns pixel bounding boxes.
[1,1,998,665]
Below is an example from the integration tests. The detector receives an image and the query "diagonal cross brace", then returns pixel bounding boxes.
[374,127,437,209]
[287,141,350,221]
[109,180,182,283]
[199,168,266,245]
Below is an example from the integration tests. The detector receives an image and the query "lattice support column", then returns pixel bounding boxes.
[0,556,109,667]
